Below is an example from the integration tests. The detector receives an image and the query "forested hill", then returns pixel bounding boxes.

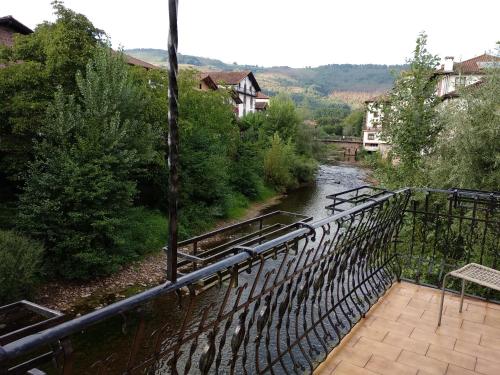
[125,48,405,97]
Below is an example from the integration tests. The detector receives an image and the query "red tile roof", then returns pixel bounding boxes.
[436,54,499,75]
[256,91,270,99]
[198,73,218,90]
[123,54,157,69]
[206,71,261,91]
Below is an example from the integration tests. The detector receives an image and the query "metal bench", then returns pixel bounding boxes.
[438,263,500,326]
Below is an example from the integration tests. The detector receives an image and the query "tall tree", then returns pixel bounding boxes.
[0,1,105,196]
[17,49,158,279]
[427,48,500,190]
[379,32,440,184]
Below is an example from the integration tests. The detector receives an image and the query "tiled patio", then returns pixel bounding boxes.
[315,281,500,375]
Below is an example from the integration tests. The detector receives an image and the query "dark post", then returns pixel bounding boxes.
[167,0,179,282]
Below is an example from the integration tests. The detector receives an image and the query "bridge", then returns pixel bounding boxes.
[320,136,363,157]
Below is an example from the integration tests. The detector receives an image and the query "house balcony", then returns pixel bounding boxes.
[0,187,498,374]
[315,281,500,375]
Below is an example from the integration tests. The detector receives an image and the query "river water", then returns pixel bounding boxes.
[262,163,369,219]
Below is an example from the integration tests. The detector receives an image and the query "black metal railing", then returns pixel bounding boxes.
[0,189,409,374]
[327,186,500,300]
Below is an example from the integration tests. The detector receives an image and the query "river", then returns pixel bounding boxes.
[262,163,369,218]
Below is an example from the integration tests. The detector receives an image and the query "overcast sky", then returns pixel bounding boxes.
[4,0,499,68]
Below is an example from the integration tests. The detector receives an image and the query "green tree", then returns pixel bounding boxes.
[426,57,500,190]
[0,1,105,195]
[379,32,440,184]
[341,109,364,136]
[262,93,301,140]
[263,133,296,191]
[17,49,158,279]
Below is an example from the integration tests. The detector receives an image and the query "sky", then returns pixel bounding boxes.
[4,0,499,68]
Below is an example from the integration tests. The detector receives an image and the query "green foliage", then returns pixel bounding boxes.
[17,49,158,279]
[263,133,297,191]
[341,109,365,136]
[426,63,500,190]
[114,207,167,259]
[379,32,441,185]
[0,1,105,196]
[262,94,301,140]
[0,230,43,304]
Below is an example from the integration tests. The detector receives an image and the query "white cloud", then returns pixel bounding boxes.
[4,0,499,67]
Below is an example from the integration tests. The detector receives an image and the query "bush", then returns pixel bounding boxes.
[114,207,168,259]
[263,133,296,191]
[0,230,43,304]
[291,155,318,183]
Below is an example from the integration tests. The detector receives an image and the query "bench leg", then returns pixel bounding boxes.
[459,279,466,313]
[438,274,449,326]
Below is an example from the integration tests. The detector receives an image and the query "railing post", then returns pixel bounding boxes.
[167,0,180,282]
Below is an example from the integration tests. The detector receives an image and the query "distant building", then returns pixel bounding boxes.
[363,53,499,155]
[435,54,499,101]
[0,16,32,47]
[204,71,261,117]
[255,91,270,112]
[362,94,391,156]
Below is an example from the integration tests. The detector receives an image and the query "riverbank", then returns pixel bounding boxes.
[34,193,284,313]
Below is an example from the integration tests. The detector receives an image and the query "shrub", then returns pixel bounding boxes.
[114,207,168,259]
[0,230,43,304]
[263,133,296,191]
[291,155,318,183]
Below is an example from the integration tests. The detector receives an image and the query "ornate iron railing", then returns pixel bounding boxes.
[0,189,409,374]
[327,186,500,300]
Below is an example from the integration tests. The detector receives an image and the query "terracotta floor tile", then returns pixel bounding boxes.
[461,320,500,339]
[365,354,418,375]
[397,313,437,333]
[332,361,378,375]
[369,316,414,336]
[454,340,500,365]
[353,337,402,361]
[315,283,500,375]
[483,315,500,329]
[479,335,500,351]
[443,308,485,324]
[421,310,463,327]
[410,328,456,350]
[475,357,500,375]
[383,332,429,355]
[426,344,476,370]
[348,326,389,347]
[435,325,481,345]
[446,364,479,375]
[333,346,373,367]
[397,350,448,375]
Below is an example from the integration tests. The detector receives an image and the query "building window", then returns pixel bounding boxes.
[199,84,202,89]
[368,133,375,140]
[455,76,467,87]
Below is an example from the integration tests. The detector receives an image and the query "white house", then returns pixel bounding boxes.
[255,91,270,112]
[205,71,261,117]
[436,54,498,100]
[362,95,391,156]
[363,53,499,155]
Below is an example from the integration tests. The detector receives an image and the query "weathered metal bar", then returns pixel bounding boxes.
[166,0,180,282]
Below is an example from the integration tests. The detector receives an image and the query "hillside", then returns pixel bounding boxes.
[125,48,405,101]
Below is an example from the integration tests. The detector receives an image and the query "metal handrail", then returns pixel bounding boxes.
[0,188,407,367]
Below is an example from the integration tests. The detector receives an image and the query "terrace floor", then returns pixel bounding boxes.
[315,281,500,375]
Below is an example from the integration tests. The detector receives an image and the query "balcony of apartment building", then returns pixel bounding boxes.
[1,186,498,375]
